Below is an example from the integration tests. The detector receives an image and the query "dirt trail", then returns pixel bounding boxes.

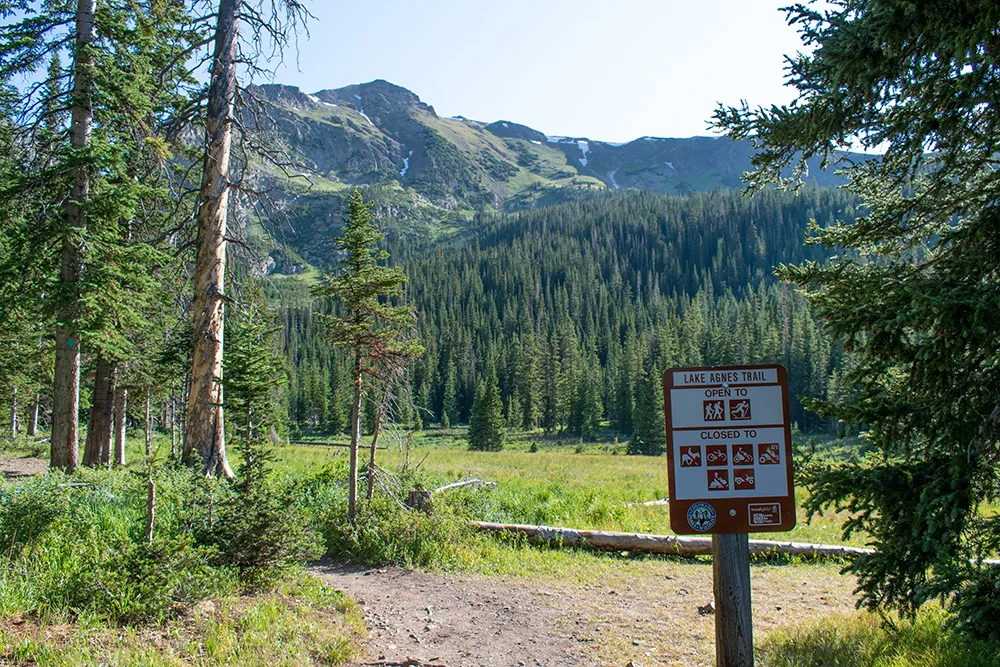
[311,562,592,667]
[312,559,856,667]
[0,455,47,480]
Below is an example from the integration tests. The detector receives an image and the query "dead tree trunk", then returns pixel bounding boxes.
[144,390,152,457]
[84,358,114,467]
[184,0,239,479]
[10,387,17,438]
[366,398,387,503]
[349,353,362,520]
[50,0,96,473]
[113,386,127,466]
[28,393,39,437]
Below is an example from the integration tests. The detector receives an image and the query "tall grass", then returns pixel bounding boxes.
[759,605,1000,667]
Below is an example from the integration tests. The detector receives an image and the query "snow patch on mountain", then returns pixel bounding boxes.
[577,140,590,167]
[608,168,620,190]
[664,161,675,170]
[545,135,575,144]
[400,150,413,179]
[306,94,320,104]
[354,94,375,127]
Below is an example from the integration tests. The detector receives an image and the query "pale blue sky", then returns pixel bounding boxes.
[270,0,806,143]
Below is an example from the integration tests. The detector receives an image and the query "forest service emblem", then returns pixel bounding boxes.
[686,501,717,532]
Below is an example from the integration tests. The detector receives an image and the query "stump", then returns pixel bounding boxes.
[406,489,433,511]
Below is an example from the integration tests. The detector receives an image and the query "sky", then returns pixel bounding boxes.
[269,0,808,143]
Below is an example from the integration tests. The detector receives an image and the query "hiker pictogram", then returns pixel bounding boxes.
[703,399,725,421]
[732,444,754,465]
[734,468,756,490]
[707,469,729,491]
[728,398,751,420]
[757,442,780,465]
[680,445,702,467]
[706,445,728,467]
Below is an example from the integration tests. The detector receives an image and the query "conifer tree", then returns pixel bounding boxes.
[629,365,665,456]
[468,361,504,451]
[316,190,421,519]
[714,0,1000,634]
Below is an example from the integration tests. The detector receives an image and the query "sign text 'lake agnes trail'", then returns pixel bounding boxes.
[663,364,796,535]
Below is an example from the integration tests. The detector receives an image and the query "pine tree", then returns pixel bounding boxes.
[714,0,1000,635]
[629,366,665,456]
[468,361,504,451]
[316,190,422,519]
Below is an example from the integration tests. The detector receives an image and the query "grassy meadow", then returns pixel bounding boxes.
[275,426,863,547]
[2,427,998,666]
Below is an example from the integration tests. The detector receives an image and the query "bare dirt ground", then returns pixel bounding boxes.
[0,455,48,480]
[312,558,857,667]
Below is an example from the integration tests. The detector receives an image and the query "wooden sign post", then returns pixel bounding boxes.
[663,365,795,667]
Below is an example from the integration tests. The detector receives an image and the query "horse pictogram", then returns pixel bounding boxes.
[680,445,702,467]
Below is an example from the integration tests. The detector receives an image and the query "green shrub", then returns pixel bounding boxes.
[79,535,227,624]
[321,496,474,569]
[0,473,70,550]
[190,474,324,591]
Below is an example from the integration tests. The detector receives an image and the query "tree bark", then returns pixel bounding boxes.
[366,400,385,503]
[113,386,127,466]
[184,0,239,479]
[84,358,114,467]
[51,0,97,473]
[10,387,17,438]
[144,390,152,458]
[349,353,362,520]
[28,393,39,437]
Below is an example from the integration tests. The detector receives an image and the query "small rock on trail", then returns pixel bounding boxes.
[310,561,593,667]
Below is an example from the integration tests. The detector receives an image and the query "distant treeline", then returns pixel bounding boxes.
[274,188,859,451]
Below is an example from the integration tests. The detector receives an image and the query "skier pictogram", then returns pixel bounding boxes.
[732,444,754,465]
[729,398,751,420]
[706,444,728,467]
[707,469,729,491]
[758,442,780,465]
[734,468,756,490]
[679,445,702,467]
[703,399,725,421]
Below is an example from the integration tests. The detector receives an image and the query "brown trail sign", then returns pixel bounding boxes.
[663,364,795,667]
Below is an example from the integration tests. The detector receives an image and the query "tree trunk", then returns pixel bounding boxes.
[349,353,362,520]
[169,387,176,460]
[144,390,152,457]
[10,387,17,438]
[365,400,385,503]
[113,386,127,466]
[84,358,114,467]
[28,393,39,437]
[51,0,97,473]
[185,0,239,479]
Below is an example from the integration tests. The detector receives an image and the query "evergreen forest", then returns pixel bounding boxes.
[277,187,858,450]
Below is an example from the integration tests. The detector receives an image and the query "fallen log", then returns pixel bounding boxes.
[434,478,497,493]
[471,521,873,560]
[471,521,1000,565]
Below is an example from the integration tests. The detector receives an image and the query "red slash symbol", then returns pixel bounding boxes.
[707,470,729,491]
[758,443,780,465]
[679,446,702,467]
